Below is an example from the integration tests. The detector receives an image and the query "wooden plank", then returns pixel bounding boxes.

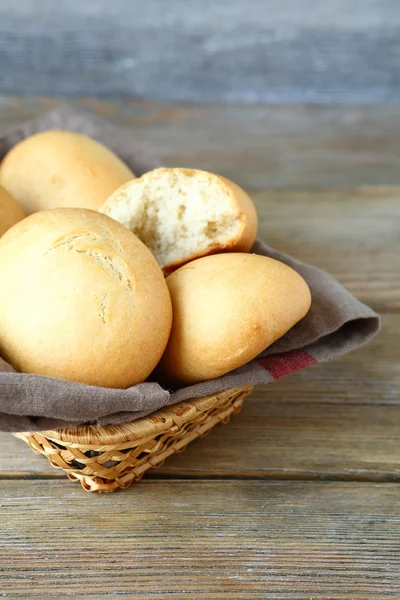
[2,315,397,481]
[0,100,398,309]
[1,480,399,598]
[0,0,399,103]
[4,97,400,189]
[255,187,400,312]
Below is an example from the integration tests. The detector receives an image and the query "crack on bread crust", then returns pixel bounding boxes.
[74,249,134,292]
[99,292,109,324]
[45,230,98,253]
[45,228,135,293]
[98,225,124,254]
[46,227,124,255]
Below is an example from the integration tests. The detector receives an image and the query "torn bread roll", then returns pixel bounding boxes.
[0,208,172,388]
[158,253,312,386]
[0,130,134,214]
[0,185,25,237]
[100,168,257,274]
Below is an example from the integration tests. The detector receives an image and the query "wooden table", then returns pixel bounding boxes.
[0,97,399,598]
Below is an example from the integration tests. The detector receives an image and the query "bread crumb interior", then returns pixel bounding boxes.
[106,171,241,268]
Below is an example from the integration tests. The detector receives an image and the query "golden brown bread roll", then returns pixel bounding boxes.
[0,130,134,214]
[100,168,257,274]
[158,253,311,385]
[0,208,172,388]
[0,185,25,237]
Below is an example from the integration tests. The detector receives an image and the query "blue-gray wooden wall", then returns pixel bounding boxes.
[1,0,399,103]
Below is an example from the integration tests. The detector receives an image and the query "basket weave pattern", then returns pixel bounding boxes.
[14,385,253,492]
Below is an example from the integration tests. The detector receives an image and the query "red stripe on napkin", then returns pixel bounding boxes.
[257,351,317,380]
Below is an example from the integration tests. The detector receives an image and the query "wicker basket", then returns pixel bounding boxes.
[14,385,253,492]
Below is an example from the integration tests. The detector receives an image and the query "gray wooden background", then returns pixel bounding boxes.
[1,0,399,103]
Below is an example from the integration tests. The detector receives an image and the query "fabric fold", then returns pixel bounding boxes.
[0,107,380,432]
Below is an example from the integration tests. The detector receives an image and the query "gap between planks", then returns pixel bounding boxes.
[1,480,400,599]
[1,471,400,483]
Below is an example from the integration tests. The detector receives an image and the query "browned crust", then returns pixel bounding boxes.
[0,186,25,237]
[118,168,259,275]
[0,130,134,214]
[159,253,312,385]
[162,239,248,276]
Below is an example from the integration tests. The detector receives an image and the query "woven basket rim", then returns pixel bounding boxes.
[13,385,253,492]
[37,385,253,447]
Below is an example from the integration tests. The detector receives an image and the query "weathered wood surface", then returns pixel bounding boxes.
[1,98,399,311]
[1,315,397,481]
[1,481,400,598]
[1,0,400,103]
[0,98,398,598]
[4,96,400,188]
[255,188,399,312]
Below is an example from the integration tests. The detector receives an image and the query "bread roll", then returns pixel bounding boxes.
[0,130,134,214]
[158,253,311,385]
[0,208,172,388]
[100,168,257,274]
[0,185,25,237]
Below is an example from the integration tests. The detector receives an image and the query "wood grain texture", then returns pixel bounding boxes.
[0,97,397,596]
[1,0,400,103]
[4,96,400,188]
[255,188,400,312]
[1,315,397,481]
[1,480,399,598]
[0,98,399,310]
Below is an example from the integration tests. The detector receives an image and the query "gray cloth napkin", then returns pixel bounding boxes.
[0,106,380,432]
